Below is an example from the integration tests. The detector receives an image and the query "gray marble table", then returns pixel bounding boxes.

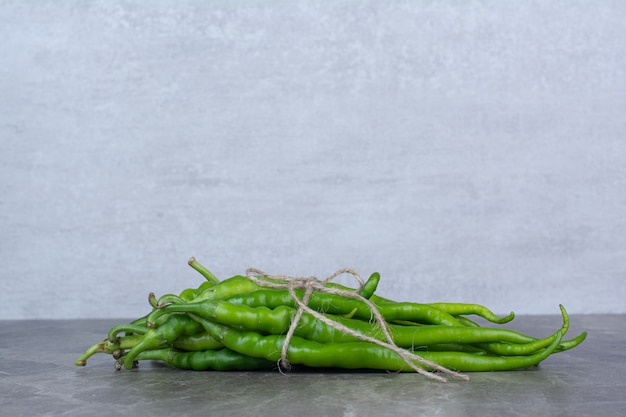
[1,315,624,417]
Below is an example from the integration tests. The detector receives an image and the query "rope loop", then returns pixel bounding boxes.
[245,268,468,382]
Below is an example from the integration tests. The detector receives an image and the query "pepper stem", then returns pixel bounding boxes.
[188,257,220,284]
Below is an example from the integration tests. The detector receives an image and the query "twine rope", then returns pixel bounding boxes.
[245,267,468,382]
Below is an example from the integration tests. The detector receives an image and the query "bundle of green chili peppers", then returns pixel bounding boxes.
[75,258,587,381]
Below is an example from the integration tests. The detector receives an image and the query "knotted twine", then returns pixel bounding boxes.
[245,267,469,382]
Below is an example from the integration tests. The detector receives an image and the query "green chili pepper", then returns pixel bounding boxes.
[75,334,143,366]
[418,332,563,372]
[122,314,204,369]
[356,272,380,299]
[192,314,564,372]
[189,275,263,303]
[472,304,565,355]
[187,272,378,305]
[75,329,225,367]
[555,331,588,352]
[426,302,515,324]
[147,300,577,358]
[224,289,464,326]
[180,281,217,302]
[134,347,273,371]
[313,272,381,298]
[172,331,224,351]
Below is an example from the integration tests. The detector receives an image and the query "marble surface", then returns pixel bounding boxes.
[1,315,624,417]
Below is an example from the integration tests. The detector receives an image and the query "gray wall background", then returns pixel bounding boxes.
[1,1,625,320]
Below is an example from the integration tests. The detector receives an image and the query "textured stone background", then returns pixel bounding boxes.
[1,1,625,319]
